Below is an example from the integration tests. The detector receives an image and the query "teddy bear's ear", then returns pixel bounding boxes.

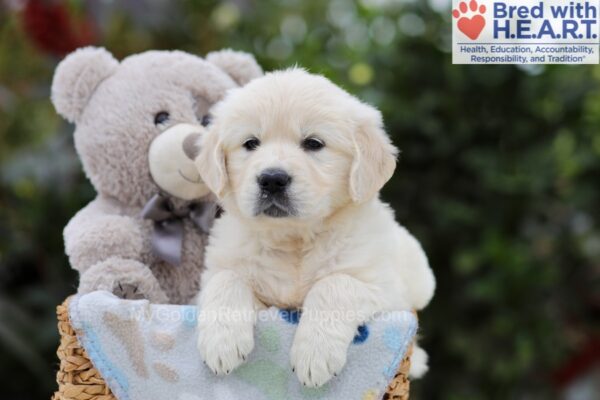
[206,49,263,86]
[51,47,118,123]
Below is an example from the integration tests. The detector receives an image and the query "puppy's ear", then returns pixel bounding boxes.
[195,129,228,198]
[51,47,118,123]
[349,103,398,203]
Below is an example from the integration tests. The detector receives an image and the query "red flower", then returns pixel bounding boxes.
[21,0,96,56]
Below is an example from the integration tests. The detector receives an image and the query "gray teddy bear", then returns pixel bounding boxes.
[51,47,262,304]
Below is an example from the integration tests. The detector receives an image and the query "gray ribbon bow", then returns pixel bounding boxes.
[141,193,218,266]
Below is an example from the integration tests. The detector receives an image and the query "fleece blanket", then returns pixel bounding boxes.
[69,291,417,400]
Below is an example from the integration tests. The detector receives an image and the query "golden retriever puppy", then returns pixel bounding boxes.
[195,69,435,387]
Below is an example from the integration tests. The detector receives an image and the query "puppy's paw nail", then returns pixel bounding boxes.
[290,326,349,387]
[197,319,255,376]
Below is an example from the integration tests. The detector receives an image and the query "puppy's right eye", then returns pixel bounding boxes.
[243,137,260,151]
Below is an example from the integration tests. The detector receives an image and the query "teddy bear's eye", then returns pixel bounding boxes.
[200,114,212,127]
[243,137,260,151]
[154,111,170,125]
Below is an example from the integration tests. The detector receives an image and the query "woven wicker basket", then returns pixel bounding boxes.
[52,298,412,400]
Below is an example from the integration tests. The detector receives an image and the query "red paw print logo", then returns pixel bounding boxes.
[453,0,486,40]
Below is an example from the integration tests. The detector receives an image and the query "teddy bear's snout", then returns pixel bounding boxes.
[182,133,202,160]
[148,123,210,200]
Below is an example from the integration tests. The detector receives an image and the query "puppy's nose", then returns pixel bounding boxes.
[258,169,291,194]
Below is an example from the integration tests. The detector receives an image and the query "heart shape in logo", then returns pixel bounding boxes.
[457,15,485,40]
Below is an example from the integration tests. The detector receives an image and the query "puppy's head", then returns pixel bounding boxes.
[196,69,398,223]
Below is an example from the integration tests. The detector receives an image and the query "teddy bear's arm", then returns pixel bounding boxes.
[78,257,168,303]
[64,197,145,273]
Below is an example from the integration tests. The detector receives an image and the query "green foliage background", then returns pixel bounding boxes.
[0,1,598,399]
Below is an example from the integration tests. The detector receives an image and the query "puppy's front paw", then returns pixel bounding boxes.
[197,319,254,375]
[290,325,349,387]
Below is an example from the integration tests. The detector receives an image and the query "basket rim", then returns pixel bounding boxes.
[54,296,412,400]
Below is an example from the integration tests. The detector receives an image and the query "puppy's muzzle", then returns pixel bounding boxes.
[257,168,291,195]
[255,168,295,217]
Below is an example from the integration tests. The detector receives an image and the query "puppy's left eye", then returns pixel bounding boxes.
[200,114,212,127]
[301,137,325,151]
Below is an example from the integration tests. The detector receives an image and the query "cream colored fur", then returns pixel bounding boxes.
[195,69,435,386]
